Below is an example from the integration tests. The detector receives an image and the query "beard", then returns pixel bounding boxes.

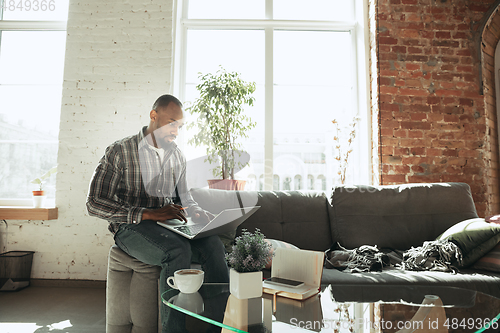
[152,129,176,150]
[157,138,175,150]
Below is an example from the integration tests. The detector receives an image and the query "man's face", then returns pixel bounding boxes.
[151,102,184,147]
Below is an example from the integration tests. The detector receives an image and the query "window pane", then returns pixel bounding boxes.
[183,30,264,190]
[188,0,265,19]
[273,0,354,21]
[2,0,70,21]
[0,31,67,85]
[185,30,264,85]
[273,30,356,190]
[0,85,62,200]
[274,30,352,87]
[0,85,63,135]
[0,140,58,199]
[0,30,65,200]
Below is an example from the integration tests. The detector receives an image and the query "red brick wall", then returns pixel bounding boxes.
[377,0,499,216]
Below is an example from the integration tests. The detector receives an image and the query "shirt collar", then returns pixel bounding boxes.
[137,126,149,150]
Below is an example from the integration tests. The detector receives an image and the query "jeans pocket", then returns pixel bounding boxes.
[114,227,130,254]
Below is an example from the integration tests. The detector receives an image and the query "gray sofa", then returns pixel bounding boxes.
[191,182,500,298]
[106,182,500,332]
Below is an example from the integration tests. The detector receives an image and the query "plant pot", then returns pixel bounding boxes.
[224,294,264,328]
[32,191,46,208]
[229,268,262,299]
[208,179,246,191]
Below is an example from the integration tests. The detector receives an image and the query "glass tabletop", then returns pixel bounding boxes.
[161,283,500,333]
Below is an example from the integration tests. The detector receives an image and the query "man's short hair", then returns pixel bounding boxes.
[152,94,183,111]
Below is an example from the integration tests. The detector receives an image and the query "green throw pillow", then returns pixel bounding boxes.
[473,242,500,272]
[436,218,500,267]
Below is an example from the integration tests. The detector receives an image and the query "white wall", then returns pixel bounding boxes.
[4,0,175,280]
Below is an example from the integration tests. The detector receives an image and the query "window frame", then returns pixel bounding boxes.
[172,0,372,190]
[0,3,67,206]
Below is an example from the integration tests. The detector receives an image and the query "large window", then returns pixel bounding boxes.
[175,0,370,191]
[0,0,69,203]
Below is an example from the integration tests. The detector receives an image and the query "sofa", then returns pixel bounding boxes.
[191,182,500,298]
[106,182,500,332]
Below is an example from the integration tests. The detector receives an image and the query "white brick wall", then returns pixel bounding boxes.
[5,0,175,280]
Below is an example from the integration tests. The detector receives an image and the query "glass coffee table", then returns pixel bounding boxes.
[162,283,500,333]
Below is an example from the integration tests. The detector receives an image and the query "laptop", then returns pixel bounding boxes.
[157,206,261,240]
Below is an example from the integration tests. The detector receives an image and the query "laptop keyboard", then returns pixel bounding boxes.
[174,224,205,236]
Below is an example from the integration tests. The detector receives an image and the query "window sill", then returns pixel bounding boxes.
[0,207,58,220]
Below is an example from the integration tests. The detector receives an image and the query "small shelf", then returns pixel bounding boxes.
[0,207,58,220]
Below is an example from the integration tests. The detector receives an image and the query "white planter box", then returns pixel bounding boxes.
[229,268,263,299]
[32,195,46,208]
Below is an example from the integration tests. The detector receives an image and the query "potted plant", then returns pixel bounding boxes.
[30,166,57,208]
[186,66,256,190]
[225,229,272,299]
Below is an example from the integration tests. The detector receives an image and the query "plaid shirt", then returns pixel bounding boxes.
[86,126,197,234]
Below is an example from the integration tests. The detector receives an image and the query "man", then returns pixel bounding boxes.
[86,94,229,331]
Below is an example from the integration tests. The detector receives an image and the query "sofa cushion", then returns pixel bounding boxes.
[436,218,500,267]
[191,189,333,252]
[330,182,479,250]
[190,188,260,215]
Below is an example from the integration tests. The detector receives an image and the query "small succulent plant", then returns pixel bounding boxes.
[225,229,272,273]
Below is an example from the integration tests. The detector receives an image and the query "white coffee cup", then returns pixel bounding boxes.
[167,269,204,294]
[168,292,204,314]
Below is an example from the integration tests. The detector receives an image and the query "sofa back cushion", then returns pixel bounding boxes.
[330,182,479,250]
[190,189,333,252]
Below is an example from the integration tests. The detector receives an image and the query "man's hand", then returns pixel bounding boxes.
[190,207,215,223]
[142,204,188,223]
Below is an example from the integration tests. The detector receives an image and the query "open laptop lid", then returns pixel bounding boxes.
[157,206,260,239]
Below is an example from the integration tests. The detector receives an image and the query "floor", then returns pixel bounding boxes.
[0,286,106,333]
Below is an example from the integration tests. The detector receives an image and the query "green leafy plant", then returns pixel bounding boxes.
[186,66,256,180]
[225,229,272,273]
[30,166,57,191]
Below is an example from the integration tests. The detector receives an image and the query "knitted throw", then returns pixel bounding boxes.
[400,239,463,273]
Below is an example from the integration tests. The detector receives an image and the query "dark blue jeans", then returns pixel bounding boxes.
[114,220,229,332]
